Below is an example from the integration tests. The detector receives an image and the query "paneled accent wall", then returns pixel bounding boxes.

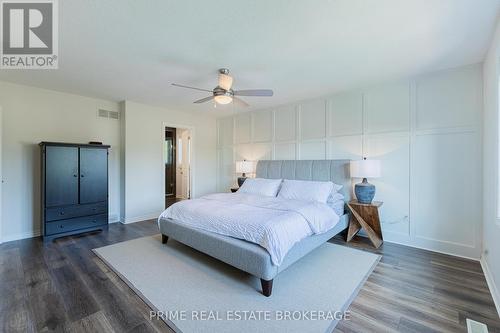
[217,64,482,259]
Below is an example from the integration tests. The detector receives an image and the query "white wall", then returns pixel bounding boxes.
[0,81,122,242]
[122,101,216,223]
[217,64,483,259]
[482,19,500,314]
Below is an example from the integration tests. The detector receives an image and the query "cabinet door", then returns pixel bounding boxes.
[45,146,79,207]
[80,148,108,204]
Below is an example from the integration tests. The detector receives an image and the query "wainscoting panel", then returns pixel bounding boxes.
[328,135,362,160]
[274,142,296,160]
[412,131,481,251]
[252,109,273,143]
[299,141,326,160]
[216,63,482,259]
[217,117,233,147]
[250,143,273,161]
[364,82,410,134]
[234,143,272,162]
[216,147,234,192]
[299,99,326,140]
[234,113,251,144]
[234,144,253,161]
[328,92,363,136]
[366,132,411,238]
[415,65,481,131]
[275,105,297,142]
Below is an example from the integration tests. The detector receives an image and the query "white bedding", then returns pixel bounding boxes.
[158,193,340,266]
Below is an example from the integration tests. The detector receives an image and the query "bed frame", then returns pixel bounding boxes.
[158,159,352,296]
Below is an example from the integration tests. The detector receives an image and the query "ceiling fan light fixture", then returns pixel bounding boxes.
[218,73,233,91]
[214,94,233,105]
[172,68,274,107]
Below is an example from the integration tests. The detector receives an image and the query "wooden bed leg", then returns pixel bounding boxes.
[161,235,169,244]
[261,279,273,297]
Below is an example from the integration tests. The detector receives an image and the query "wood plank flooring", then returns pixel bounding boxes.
[0,220,498,332]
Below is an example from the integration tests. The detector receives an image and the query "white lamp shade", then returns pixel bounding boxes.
[236,160,254,174]
[350,159,381,178]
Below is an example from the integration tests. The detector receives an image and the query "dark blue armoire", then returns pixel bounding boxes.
[40,142,110,242]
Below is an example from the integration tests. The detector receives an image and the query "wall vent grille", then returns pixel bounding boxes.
[98,109,120,120]
[466,319,489,333]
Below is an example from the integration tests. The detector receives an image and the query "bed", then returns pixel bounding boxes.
[158,159,351,296]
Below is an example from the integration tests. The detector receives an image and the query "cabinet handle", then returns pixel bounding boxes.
[59,225,64,229]
[59,211,65,215]
[80,175,85,178]
[73,174,77,177]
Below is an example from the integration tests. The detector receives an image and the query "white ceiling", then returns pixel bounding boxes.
[0,0,498,116]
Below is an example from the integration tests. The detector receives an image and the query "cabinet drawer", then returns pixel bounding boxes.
[45,214,108,235]
[45,202,107,222]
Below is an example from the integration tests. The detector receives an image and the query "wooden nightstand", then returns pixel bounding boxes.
[230,188,239,193]
[346,200,383,248]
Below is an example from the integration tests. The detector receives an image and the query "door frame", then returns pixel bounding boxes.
[179,130,191,199]
[161,122,195,201]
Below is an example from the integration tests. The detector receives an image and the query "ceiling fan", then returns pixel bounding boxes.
[172,68,273,107]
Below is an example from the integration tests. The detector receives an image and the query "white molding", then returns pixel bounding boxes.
[109,215,120,223]
[121,211,163,224]
[415,126,478,136]
[353,232,480,261]
[480,257,500,318]
[388,237,480,261]
[2,230,41,243]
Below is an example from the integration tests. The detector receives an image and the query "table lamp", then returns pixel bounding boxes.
[350,158,381,204]
[236,160,254,187]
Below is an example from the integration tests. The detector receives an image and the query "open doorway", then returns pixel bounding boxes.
[164,126,192,208]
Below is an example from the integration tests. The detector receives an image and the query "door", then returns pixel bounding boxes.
[80,148,108,204]
[164,127,176,197]
[45,146,79,207]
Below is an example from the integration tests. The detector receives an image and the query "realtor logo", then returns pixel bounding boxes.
[1,0,58,69]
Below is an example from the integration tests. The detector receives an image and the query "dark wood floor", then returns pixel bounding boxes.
[1,220,499,333]
[165,197,183,209]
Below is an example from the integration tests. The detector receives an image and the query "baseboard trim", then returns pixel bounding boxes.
[355,233,480,261]
[480,257,500,318]
[1,230,41,243]
[386,237,480,261]
[121,212,163,224]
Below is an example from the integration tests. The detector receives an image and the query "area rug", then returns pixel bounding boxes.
[93,235,380,333]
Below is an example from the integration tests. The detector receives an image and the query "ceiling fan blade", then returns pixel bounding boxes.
[193,96,214,104]
[172,83,212,93]
[232,97,249,107]
[218,73,233,91]
[233,89,274,97]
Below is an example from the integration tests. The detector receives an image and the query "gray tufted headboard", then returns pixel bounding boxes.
[255,160,352,203]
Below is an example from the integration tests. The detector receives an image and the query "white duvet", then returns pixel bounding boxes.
[158,193,340,266]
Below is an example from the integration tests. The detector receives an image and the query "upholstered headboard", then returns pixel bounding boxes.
[255,160,352,202]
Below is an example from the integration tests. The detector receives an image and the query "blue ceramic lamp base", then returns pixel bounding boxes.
[354,178,376,204]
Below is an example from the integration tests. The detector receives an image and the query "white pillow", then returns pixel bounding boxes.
[327,183,344,202]
[328,192,345,216]
[238,178,282,197]
[277,179,334,203]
